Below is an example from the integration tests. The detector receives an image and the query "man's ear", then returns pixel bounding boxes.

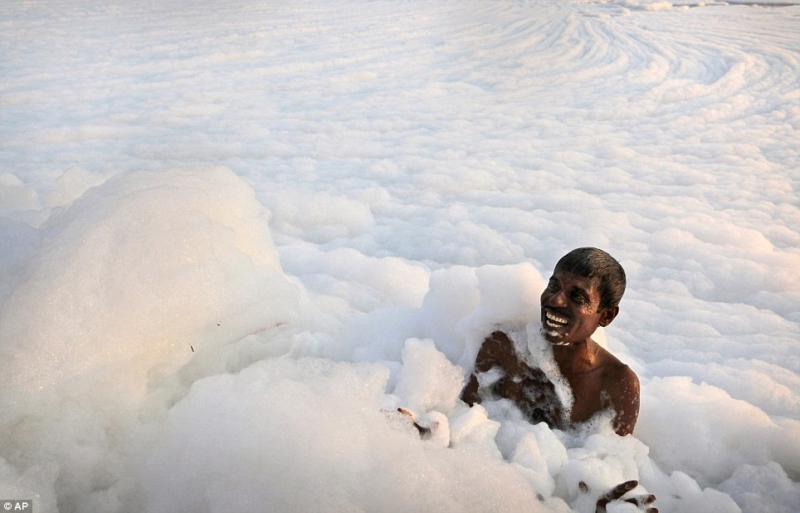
[598,306,619,327]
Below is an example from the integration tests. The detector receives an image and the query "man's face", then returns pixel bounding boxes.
[539,268,617,346]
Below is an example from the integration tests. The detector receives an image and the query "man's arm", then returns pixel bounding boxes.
[605,364,640,436]
[460,331,516,405]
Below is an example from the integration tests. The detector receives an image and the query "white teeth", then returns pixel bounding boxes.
[545,311,568,326]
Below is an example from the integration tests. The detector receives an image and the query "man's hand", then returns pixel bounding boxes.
[580,480,658,513]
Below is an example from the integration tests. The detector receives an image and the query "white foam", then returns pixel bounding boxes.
[1,0,798,511]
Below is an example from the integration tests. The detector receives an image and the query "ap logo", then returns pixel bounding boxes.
[2,502,30,511]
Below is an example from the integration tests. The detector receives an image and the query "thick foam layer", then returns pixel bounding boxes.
[1,1,798,512]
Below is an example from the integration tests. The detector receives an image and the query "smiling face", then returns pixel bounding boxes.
[540,268,618,346]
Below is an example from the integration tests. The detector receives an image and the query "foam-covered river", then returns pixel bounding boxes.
[1,1,798,511]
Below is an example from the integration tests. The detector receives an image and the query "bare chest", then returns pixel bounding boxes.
[563,369,612,423]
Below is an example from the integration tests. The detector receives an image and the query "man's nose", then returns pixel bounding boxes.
[547,289,567,307]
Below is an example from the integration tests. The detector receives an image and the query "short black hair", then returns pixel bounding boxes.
[555,247,626,310]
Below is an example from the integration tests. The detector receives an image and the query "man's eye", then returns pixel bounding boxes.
[572,292,588,303]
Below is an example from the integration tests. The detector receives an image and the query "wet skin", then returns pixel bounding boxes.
[461,268,640,436]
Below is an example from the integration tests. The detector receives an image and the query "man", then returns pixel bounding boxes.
[403,248,655,511]
[460,247,640,436]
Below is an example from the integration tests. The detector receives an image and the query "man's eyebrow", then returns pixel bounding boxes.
[571,285,590,298]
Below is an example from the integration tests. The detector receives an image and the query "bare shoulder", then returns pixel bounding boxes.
[594,345,640,435]
[595,345,639,396]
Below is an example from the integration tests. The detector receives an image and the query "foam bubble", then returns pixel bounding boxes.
[637,376,781,486]
[392,338,465,415]
[46,166,108,208]
[144,357,552,513]
[0,173,39,211]
[0,166,304,511]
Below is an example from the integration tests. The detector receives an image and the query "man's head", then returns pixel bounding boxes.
[554,247,626,310]
[540,248,626,346]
